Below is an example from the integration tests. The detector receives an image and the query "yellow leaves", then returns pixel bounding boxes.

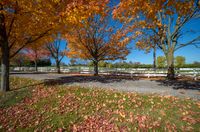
[3,0,62,54]
[136,41,142,46]
[61,0,109,25]
[182,109,190,116]
[65,10,130,62]
[135,31,142,36]
[52,0,61,3]
[123,97,126,101]
[119,111,126,118]
[150,100,154,105]
[156,21,162,28]
[119,37,130,47]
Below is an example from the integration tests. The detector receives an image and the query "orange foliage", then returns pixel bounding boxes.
[65,12,130,62]
[0,0,110,90]
[0,0,109,58]
[112,0,197,49]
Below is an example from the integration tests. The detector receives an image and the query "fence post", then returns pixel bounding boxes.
[193,69,197,80]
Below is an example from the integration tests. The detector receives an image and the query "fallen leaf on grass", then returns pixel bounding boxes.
[160,110,166,116]
[181,115,197,124]
[71,115,127,132]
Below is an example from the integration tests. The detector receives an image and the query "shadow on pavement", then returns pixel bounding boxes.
[156,79,200,90]
[43,75,139,86]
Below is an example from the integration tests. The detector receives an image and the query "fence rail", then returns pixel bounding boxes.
[10,66,200,79]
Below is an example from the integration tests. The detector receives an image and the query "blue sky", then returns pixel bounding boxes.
[58,43,200,65]
[57,35,200,65]
[52,1,200,65]
[127,17,200,64]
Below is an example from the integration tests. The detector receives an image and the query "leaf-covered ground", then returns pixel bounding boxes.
[0,77,199,131]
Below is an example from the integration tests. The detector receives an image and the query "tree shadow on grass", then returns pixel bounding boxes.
[9,82,44,91]
[0,82,44,108]
[155,79,200,90]
[43,75,139,86]
[0,88,32,108]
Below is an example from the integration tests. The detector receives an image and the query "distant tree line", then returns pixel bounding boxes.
[11,56,200,69]
[68,56,200,68]
[11,59,51,67]
[156,56,200,68]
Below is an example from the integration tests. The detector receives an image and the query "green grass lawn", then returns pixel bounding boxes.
[0,77,199,131]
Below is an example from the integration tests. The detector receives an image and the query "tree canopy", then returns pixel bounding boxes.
[113,0,200,79]
[66,12,131,75]
[0,0,110,91]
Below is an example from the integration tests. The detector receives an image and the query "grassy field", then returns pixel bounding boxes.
[0,77,199,131]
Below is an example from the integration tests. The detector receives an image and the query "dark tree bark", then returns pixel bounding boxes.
[153,44,157,70]
[34,60,38,72]
[166,51,175,80]
[0,4,51,92]
[93,60,99,76]
[1,42,10,92]
[56,60,61,74]
[167,65,175,80]
[0,9,10,92]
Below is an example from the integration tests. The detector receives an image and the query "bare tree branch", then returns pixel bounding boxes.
[175,36,200,51]
[10,28,51,58]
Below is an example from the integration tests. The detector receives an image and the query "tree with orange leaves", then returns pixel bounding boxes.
[66,13,131,76]
[113,0,200,79]
[0,0,109,91]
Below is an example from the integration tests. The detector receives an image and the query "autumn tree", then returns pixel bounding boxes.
[98,61,107,67]
[0,0,109,91]
[106,63,113,68]
[175,56,185,68]
[69,58,77,66]
[46,35,66,73]
[25,45,50,72]
[157,56,166,68]
[113,0,200,79]
[10,52,27,67]
[66,13,131,76]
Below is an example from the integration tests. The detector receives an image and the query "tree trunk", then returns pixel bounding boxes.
[1,44,10,92]
[34,60,38,72]
[56,60,61,74]
[0,10,10,92]
[153,44,156,71]
[166,51,175,80]
[167,65,175,79]
[93,61,99,76]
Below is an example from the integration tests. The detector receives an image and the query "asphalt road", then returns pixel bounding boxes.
[11,73,200,100]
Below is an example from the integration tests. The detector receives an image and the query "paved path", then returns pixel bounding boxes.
[11,73,70,80]
[12,73,200,100]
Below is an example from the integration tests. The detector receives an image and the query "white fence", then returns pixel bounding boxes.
[11,66,200,79]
